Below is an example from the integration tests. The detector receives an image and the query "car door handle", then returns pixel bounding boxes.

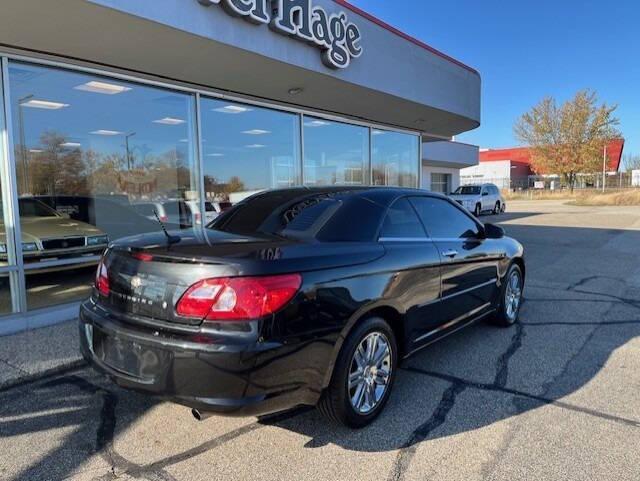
[442,249,458,258]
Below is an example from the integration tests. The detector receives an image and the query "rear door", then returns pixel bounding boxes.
[410,196,501,323]
[377,198,442,347]
[481,185,492,211]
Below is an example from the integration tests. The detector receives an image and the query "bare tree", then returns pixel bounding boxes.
[514,90,620,191]
[622,154,640,172]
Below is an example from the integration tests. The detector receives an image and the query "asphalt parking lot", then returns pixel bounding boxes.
[1,199,640,481]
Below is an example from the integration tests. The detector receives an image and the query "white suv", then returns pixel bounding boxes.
[449,183,505,217]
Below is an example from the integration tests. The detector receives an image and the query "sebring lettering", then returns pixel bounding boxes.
[197,0,363,69]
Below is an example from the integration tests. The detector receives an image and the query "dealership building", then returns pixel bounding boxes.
[0,0,480,333]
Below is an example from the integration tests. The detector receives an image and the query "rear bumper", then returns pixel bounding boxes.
[79,300,320,416]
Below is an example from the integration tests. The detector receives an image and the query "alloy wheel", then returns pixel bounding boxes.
[348,331,392,414]
[505,270,522,321]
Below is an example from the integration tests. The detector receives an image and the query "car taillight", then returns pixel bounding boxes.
[176,274,302,321]
[95,259,109,296]
[132,252,154,262]
[159,215,168,222]
[194,213,202,224]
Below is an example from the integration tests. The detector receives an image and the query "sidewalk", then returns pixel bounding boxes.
[0,320,84,389]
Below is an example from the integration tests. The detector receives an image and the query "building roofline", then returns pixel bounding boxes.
[333,0,480,76]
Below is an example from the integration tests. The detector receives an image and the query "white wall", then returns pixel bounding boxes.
[421,165,461,192]
[460,160,511,188]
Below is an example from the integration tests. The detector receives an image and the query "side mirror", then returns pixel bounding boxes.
[482,192,489,196]
[483,223,505,239]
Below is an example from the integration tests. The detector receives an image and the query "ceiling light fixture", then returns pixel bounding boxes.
[61,142,81,147]
[90,129,123,136]
[304,120,329,127]
[21,99,69,110]
[207,153,224,157]
[245,144,266,148]
[29,149,43,153]
[214,105,251,114]
[74,81,132,95]
[288,88,304,96]
[242,129,271,135]
[153,117,186,125]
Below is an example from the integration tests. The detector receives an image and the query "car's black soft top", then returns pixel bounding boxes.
[210,186,445,243]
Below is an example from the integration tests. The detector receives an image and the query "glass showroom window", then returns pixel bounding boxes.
[371,129,419,187]
[200,97,300,204]
[303,116,368,186]
[7,61,198,310]
[0,66,13,315]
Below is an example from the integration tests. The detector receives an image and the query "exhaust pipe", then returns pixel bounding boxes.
[192,408,216,421]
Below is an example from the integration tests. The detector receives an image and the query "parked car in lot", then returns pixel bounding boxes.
[204,200,232,223]
[161,200,203,228]
[0,198,109,272]
[79,187,525,428]
[449,183,505,216]
[36,195,162,240]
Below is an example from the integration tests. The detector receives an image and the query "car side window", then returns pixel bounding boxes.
[409,197,480,239]
[379,198,426,239]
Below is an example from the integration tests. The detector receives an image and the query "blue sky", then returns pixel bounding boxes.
[349,0,640,161]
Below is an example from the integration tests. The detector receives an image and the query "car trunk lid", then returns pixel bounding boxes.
[98,228,384,324]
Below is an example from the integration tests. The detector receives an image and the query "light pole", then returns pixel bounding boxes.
[602,143,607,193]
[18,94,34,194]
[124,132,136,170]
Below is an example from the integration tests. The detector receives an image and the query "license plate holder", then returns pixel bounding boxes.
[97,331,168,380]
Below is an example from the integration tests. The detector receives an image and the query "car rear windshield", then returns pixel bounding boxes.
[453,186,481,195]
[210,191,384,242]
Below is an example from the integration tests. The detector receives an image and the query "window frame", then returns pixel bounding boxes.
[408,194,485,241]
[376,196,429,242]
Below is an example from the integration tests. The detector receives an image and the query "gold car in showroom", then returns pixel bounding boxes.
[0,198,109,272]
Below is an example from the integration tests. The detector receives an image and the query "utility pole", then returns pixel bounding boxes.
[18,94,34,194]
[124,132,136,170]
[602,144,607,193]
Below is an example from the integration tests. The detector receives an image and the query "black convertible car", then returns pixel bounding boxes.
[79,187,525,427]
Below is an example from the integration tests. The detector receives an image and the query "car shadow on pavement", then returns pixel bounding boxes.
[1,221,639,481]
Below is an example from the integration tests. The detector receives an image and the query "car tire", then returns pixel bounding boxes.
[493,202,501,215]
[491,263,524,327]
[318,317,398,428]
[474,203,482,217]
[501,203,506,213]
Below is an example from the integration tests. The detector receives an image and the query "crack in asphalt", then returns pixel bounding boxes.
[527,278,640,310]
[386,319,527,481]
[88,381,308,481]
[386,380,467,481]
[493,322,525,388]
[405,367,640,429]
